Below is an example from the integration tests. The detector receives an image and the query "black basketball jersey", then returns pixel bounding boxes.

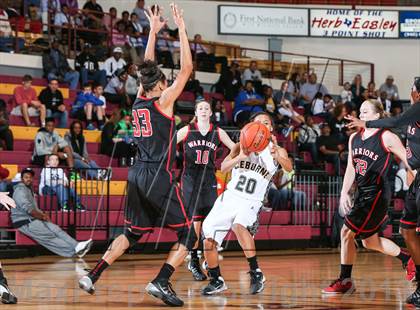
[351,129,391,187]
[131,96,176,170]
[406,122,420,170]
[182,123,221,174]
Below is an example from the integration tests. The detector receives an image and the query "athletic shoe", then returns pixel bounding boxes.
[405,258,416,282]
[0,278,17,304]
[145,279,184,307]
[249,269,266,294]
[86,124,96,130]
[75,239,93,258]
[321,278,356,295]
[202,276,227,295]
[188,258,207,281]
[61,203,70,212]
[406,281,420,304]
[76,204,86,212]
[79,275,95,295]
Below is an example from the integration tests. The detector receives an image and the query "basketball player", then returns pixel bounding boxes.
[346,79,420,305]
[79,5,196,307]
[201,112,292,295]
[322,100,415,295]
[176,100,235,281]
[0,192,17,304]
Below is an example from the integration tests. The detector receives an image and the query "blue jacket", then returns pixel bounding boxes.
[72,92,104,112]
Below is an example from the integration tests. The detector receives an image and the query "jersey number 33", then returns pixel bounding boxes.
[132,109,153,137]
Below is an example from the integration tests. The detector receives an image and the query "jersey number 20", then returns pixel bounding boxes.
[132,109,153,137]
[235,175,257,194]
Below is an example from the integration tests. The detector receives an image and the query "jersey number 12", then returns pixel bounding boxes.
[132,109,153,137]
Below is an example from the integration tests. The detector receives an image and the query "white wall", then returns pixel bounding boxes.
[90,0,420,98]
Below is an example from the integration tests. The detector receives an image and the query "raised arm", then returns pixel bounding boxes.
[159,4,193,113]
[220,143,247,173]
[144,5,167,62]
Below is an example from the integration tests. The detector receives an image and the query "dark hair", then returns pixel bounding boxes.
[45,117,55,124]
[194,100,212,112]
[22,74,32,82]
[130,12,137,18]
[49,78,59,84]
[0,98,6,111]
[250,111,274,127]
[139,60,166,93]
[70,120,83,137]
[93,83,102,90]
[333,103,346,118]
[414,77,420,92]
[83,82,92,89]
[122,10,129,16]
[314,92,323,99]
[324,94,332,100]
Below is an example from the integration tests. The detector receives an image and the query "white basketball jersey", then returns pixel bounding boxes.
[227,143,278,201]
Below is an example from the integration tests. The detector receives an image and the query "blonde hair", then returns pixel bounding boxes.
[364,99,385,119]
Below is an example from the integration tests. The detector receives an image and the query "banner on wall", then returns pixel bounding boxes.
[400,11,420,38]
[310,9,399,38]
[218,5,309,36]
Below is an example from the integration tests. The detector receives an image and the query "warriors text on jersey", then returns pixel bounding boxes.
[182,123,221,175]
[351,129,391,187]
[406,122,420,170]
[131,96,177,176]
[227,143,278,202]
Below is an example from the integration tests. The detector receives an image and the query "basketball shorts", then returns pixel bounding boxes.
[344,184,390,239]
[181,172,218,222]
[202,190,262,246]
[400,171,420,231]
[125,162,196,246]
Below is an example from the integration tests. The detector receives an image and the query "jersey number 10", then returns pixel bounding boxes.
[132,109,153,137]
[195,150,209,164]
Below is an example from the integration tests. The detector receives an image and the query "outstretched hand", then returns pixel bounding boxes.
[345,115,366,129]
[145,5,168,35]
[0,192,16,210]
[170,3,185,31]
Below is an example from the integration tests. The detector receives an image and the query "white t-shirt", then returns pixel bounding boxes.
[312,98,325,115]
[227,143,278,202]
[39,167,69,195]
[103,57,126,78]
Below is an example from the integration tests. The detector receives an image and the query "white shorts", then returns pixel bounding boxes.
[202,190,262,246]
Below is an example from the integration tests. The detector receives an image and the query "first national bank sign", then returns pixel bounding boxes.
[310,9,399,38]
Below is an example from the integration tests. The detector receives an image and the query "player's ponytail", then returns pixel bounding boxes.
[366,99,385,119]
[139,60,166,93]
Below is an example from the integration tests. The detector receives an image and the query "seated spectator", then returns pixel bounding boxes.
[113,114,136,166]
[38,78,67,128]
[119,10,131,29]
[298,115,320,163]
[157,29,175,68]
[274,81,293,104]
[214,61,242,101]
[132,0,150,30]
[100,110,136,166]
[350,74,365,110]
[0,5,24,52]
[125,63,139,103]
[268,163,306,210]
[65,121,106,180]
[13,75,46,127]
[287,72,301,102]
[242,61,263,94]
[102,7,118,32]
[328,104,347,143]
[340,82,353,105]
[317,123,345,175]
[104,68,130,109]
[365,81,378,99]
[11,167,92,257]
[379,75,399,102]
[61,0,78,11]
[111,22,129,55]
[263,85,276,116]
[53,4,73,43]
[323,94,336,113]
[191,34,227,72]
[75,43,107,87]
[275,82,304,125]
[104,47,127,79]
[82,0,103,26]
[71,83,105,130]
[127,13,144,65]
[300,73,328,112]
[26,4,42,34]
[0,99,13,150]
[32,118,74,167]
[42,39,79,90]
[300,72,309,85]
[379,91,392,114]
[311,92,327,116]
[184,71,204,100]
[0,165,10,192]
[233,80,264,125]
[39,154,84,211]
[211,99,228,126]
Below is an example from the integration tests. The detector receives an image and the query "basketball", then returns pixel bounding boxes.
[240,122,271,153]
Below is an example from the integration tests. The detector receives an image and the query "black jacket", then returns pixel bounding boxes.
[75,52,100,73]
[42,48,71,78]
[38,88,64,112]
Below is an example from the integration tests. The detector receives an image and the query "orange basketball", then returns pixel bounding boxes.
[240,122,271,153]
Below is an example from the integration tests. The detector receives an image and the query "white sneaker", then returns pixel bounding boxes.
[0,280,17,304]
[75,239,93,258]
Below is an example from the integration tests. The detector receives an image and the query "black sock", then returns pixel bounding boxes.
[208,266,221,279]
[339,264,353,279]
[0,268,4,280]
[154,263,175,282]
[89,259,109,284]
[247,256,259,271]
[190,249,198,260]
[396,249,410,265]
[416,265,420,282]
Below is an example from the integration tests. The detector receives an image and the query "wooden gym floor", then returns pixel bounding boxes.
[0,250,416,309]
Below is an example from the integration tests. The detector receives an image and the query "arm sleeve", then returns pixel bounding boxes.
[366,103,420,128]
[13,187,35,214]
